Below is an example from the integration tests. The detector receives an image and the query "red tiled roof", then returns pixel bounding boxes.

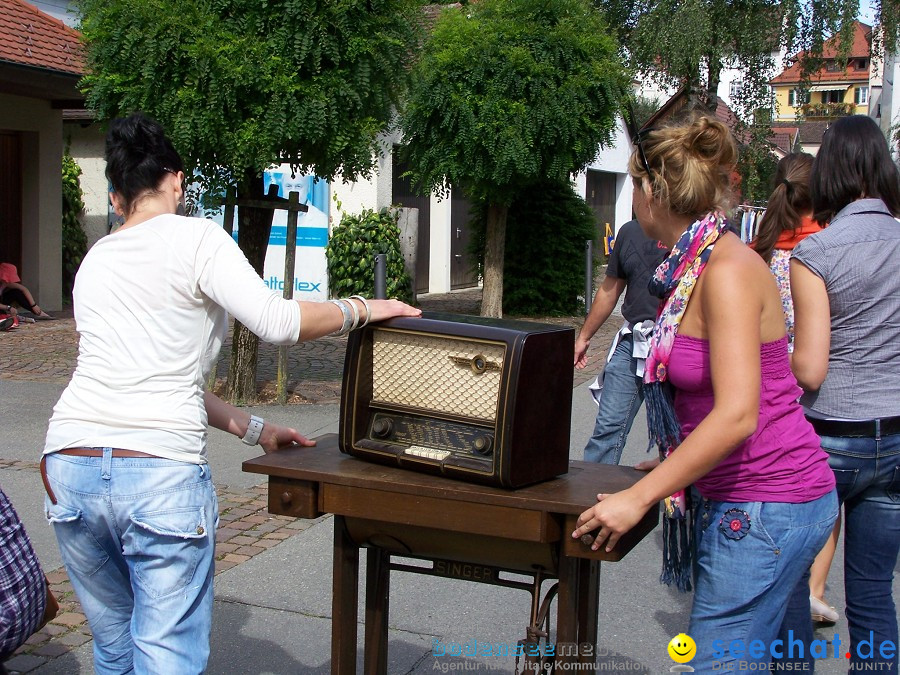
[0,0,84,75]
[769,126,798,154]
[771,21,871,85]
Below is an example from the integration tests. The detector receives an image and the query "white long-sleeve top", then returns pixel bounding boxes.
[44,214,301,463]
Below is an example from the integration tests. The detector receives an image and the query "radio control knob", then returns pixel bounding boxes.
[372,418,394,439]
[472,435,493,456]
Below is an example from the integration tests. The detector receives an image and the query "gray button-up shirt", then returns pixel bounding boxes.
[792,198,900,419]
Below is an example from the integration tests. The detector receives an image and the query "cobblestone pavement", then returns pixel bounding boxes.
[0,288,619,673]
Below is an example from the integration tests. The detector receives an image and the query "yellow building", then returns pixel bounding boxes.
[771,21,872,122]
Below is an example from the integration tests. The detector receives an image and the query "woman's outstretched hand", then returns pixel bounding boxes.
[258,422,317,454]
[364,299,421,323]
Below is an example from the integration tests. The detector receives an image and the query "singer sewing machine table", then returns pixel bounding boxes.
[243,434,658,674]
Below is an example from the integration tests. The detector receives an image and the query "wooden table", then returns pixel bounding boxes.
[243,434,658,674]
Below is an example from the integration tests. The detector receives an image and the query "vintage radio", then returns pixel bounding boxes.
[339,312,574,488]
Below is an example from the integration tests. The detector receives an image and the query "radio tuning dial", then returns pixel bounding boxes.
[472,435,493,456]
[372,418,394,439]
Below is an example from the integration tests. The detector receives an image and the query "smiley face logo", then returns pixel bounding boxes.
[667,633,696,663]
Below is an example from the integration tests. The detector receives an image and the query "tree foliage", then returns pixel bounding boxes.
[601,0,900,202]
[326,208,413,303]
[62,152,87,299]
[77,0,420,402]
[469,180,598,316]
[78,0,420,191]
[399,0,629,316]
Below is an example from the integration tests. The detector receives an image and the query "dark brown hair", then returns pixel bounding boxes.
[811,115,900,223]
[753,153,814,263]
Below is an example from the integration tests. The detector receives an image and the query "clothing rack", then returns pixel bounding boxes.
[734,204,767,244]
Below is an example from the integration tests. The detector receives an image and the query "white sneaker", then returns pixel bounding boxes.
[810,595,839,624]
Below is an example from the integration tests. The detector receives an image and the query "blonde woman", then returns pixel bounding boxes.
[572,116,836,670]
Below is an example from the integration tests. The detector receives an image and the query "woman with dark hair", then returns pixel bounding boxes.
[791,114,900,674]
[41,113,420,673]
[571,116,836,670]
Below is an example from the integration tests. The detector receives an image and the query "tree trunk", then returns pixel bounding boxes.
[224,169,276,404]
[481,202,508,318]
[705,53,722,114]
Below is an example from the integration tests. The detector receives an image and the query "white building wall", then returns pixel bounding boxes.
[0,93,64,311]
[64,121,108,248]
[574,116,634,235]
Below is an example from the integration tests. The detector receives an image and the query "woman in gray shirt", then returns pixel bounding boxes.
[791,114,900,674]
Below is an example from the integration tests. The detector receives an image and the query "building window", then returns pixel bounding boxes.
[857,58,868,70]
[825,61,841,72]
[729,80,744,99]
[822,90,844,104]
[789,89,809,106]
[855,86,869,105]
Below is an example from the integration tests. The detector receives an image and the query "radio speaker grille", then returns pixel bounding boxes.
[372,329,505,421]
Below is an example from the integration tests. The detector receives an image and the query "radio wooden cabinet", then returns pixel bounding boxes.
[339,312,575,488]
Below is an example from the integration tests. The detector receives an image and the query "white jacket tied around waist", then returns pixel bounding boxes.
[588,319,654,406]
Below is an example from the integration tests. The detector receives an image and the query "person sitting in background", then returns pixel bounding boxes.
[0,263,53,319]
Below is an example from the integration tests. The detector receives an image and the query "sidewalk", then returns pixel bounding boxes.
[0,288,621,674]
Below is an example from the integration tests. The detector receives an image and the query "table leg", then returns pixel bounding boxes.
[332,515,359,675]
[556,557,601,665]
[576,559,600,663]
[364,547,390,675]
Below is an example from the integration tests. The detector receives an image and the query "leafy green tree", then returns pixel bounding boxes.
[62,152,87,300]
[599,0,900,201]
[399,0,629,317]
[469,180,598,316]
[78,0,420,403]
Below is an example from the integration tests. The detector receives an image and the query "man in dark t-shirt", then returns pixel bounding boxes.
[574,219,668,464]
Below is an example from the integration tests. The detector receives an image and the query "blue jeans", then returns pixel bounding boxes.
[819,429,900,674]
[44,450,218,675]
[583,335,645,465]
[688,491,838,671]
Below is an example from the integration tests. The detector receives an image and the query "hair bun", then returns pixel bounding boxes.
[683,117,733,165]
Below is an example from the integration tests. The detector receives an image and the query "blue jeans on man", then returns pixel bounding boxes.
[44,450,218,674]
[583,334,645,465]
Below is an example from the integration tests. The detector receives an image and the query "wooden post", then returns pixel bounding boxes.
[276,191,300,404]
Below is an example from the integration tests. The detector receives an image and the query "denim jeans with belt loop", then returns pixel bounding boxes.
[687,490,838,671]
[819,423,900,674]
[44,449,218,674]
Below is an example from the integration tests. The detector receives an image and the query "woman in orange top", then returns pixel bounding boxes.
[752,153,821,353]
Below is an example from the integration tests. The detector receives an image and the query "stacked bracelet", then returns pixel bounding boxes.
[329,299,353,335]
[350,295,371,328]
[329,296,374,336]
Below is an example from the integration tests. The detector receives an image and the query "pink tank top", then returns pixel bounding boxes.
[668,334,835,502]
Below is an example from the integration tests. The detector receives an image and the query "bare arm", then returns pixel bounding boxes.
[572,254,762,551]
[295,298,421,342]
[574,275,626,368]
[789,260,830,391]
[203,391,315,453]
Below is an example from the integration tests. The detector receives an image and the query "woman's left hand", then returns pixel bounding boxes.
[258,422,316,454]
[571,489,649,552]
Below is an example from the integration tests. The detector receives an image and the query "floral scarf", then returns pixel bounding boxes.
[644,211,729,592]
